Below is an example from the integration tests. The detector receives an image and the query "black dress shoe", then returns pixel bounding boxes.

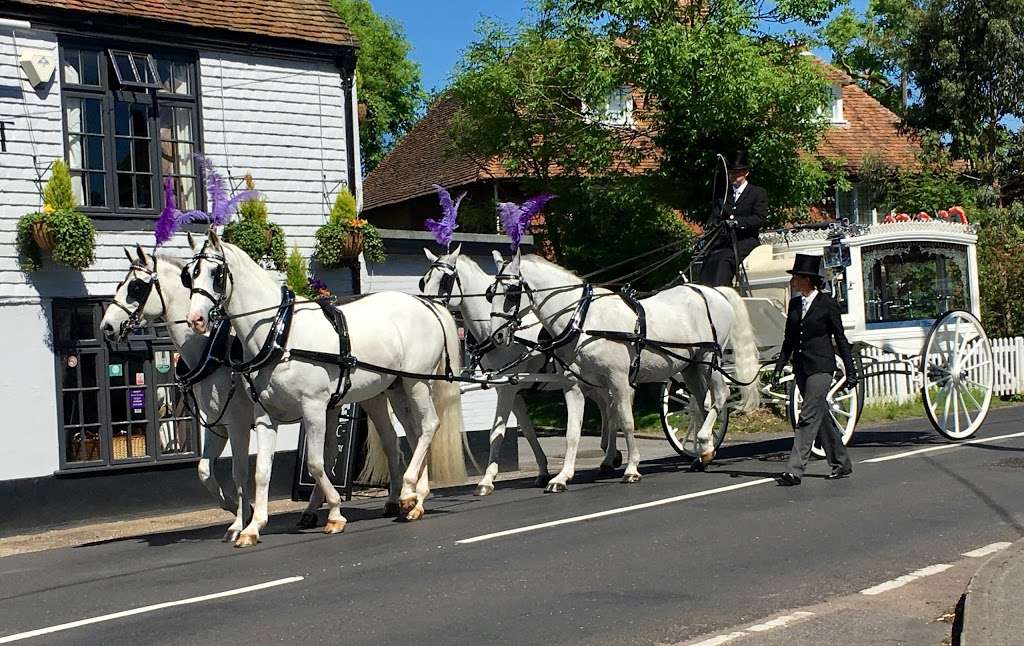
[776,472,801,486]
[826,467,853,480]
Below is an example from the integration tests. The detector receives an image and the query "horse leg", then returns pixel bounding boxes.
[696,370,728,465]
[303,403,345,535]
[197,426,230,512]
[682,365,710,472]
[611,384,642,484]
[297,419,338,529]
[396,379,438,516]
[513,393,550,487]
[545,384,585,493]
[595,391,621,475]
[236,414,276,548]
[223,414,251,543]
[475,386,516,496]
[362,394,404,518]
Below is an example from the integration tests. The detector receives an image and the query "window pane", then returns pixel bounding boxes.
[118,173,134,207]
[70,173,86,207]
[177,143,193,174]
[62,355,79,388]
[83,391,99,425]
[86,136,105,170]
[88,172,106,207]
[156,58,173,93]
[115,102,131,136]
[173,63,190,95]
[131,104,149,136]
[134,140,150,173]
[174,107,192,140]
[84,99,103,134]
[81,50,100,86]
[65,98,82,132]
[136,175,152,209]
[66,428,100,463]
[113,53,137,84]
[81,353,97,388]
[75,304,95,340]
[160,140,174,175]
[67,134,83,169]
[116,139,132,171]
[133,55,154,84]
[63,392,80,425]
[63,49,81,85]
[179,176,196,210]
[110,390,127,422]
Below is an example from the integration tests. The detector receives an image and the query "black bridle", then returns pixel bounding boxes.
[182,245,232,318]
[486,270,529,346]
[110,259,167,341]
[418,258,461,304]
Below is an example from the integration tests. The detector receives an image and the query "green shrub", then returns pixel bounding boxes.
[222,176,287,270]
[315,190,386,266]
[16,160,96,272]
[285,246,315,299]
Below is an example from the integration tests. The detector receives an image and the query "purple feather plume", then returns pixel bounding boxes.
[425,184,465,249]
[155,179,179,246]
[499,193,555,250]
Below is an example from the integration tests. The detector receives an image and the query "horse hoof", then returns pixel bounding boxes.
[323,519,346,535]
[545,481,567,493]
[688,458,707,473]
[701,449,716,465]
[613,450,623,468]
[598,463,617,477]
[534,474,552,487]
[296,512,319,529]
[621,473,641,484]
[222,529,241,543]
[382,502,401,517]
[399,498,417,515]
[234,533,260,548]
[405,507,424,521]
[475,484,495,496]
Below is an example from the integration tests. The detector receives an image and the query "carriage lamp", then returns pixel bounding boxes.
[824,234,851,269]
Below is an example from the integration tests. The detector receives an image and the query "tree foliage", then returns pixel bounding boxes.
[449,0,845,275]
[975,204,1024,337]
[333,0,427,174]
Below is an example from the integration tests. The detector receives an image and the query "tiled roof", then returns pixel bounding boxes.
[7,0,355,48]
[363,95,503,211]
[364,63,919,212]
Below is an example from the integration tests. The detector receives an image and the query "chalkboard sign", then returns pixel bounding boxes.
[291,403,363,502]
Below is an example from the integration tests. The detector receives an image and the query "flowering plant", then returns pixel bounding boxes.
[16,160,95,272]
[314,190,386,266]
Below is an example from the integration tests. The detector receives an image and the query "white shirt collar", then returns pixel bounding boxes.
[801,289,819,313]
[732,180,748,200]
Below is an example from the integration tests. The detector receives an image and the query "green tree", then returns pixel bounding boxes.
[975,204,1024,337]
[904,0,1024,198]
[816,0,918,114]
[333,0,427,174]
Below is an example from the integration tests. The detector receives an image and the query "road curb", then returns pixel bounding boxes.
[957,536,1024,645]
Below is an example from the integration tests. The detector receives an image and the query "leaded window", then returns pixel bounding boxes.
[59,42,200,217]
[862,242,971,324]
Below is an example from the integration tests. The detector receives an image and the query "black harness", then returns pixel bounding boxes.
[175,319,243,433]
[419,259,461,304]
[109,260,167,341]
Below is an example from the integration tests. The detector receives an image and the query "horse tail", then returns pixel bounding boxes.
[714,287,761,413]
[427,307,467,485]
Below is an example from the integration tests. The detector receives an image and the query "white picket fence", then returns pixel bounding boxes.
[858,336,1024,404]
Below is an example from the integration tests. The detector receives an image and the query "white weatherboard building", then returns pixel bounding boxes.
[0,1,464,533]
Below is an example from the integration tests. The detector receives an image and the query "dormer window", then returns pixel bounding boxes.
[589,86,634,127]
[829,83,846,124]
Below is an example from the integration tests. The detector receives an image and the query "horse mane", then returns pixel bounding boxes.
[154,253,187,270]
[522,253,585,284]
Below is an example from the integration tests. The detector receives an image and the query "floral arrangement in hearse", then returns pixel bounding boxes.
[882,205,969,224]
[314,189,385,266]
[16,160,96,272]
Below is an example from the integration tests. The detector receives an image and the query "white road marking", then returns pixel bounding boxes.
[860,563,954,596]
[455,478,775,545]
[860,430,1024,463]
[0,576,304,644]
[963,542,1013,558]
[687,612,815,645]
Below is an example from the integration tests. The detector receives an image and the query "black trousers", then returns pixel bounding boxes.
[698,248,738,287]
[786,371,852,477]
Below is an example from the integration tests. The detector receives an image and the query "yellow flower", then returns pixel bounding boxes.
[42,204,55,215]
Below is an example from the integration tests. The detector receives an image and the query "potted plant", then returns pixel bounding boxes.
[16,160,96,272]
[222,175,287,270]
[314,190,386,267]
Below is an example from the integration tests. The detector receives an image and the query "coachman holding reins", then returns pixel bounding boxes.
[698,151,767,287]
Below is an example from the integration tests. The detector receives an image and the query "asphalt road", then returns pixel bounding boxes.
[2,407,1024,645]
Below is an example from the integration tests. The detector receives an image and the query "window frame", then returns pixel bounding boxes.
[58,39,204,220]
[53,298,200,474]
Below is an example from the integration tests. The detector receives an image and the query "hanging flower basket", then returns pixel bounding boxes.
[340,229,364,260]
[31,220,56,252]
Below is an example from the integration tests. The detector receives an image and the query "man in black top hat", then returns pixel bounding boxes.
[771,254,858,485]
[698,151,768,287]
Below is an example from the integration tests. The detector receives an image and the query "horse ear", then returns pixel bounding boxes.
[187,231,197,251]
[124,247,134,263]
[424,248,438,262]
[508,249,522,272]
[135,244,148,265]
[451,243,462,258]
[491,250,505,271]
[207,228,221,251]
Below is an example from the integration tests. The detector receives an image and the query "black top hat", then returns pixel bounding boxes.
[727,150,751,171]
[786,253,824,278]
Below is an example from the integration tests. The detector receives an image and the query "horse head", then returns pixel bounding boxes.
[487,249,527,347]
[419,244,464,307]
[185,230,232,335]
[100,244,166,343]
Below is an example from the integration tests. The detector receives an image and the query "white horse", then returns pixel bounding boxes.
[420,246,620,495]
[185,230,466,547]
[488,251,760,489]
[99,245,256,543]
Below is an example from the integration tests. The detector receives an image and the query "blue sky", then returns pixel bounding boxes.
[369,1,869,93]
